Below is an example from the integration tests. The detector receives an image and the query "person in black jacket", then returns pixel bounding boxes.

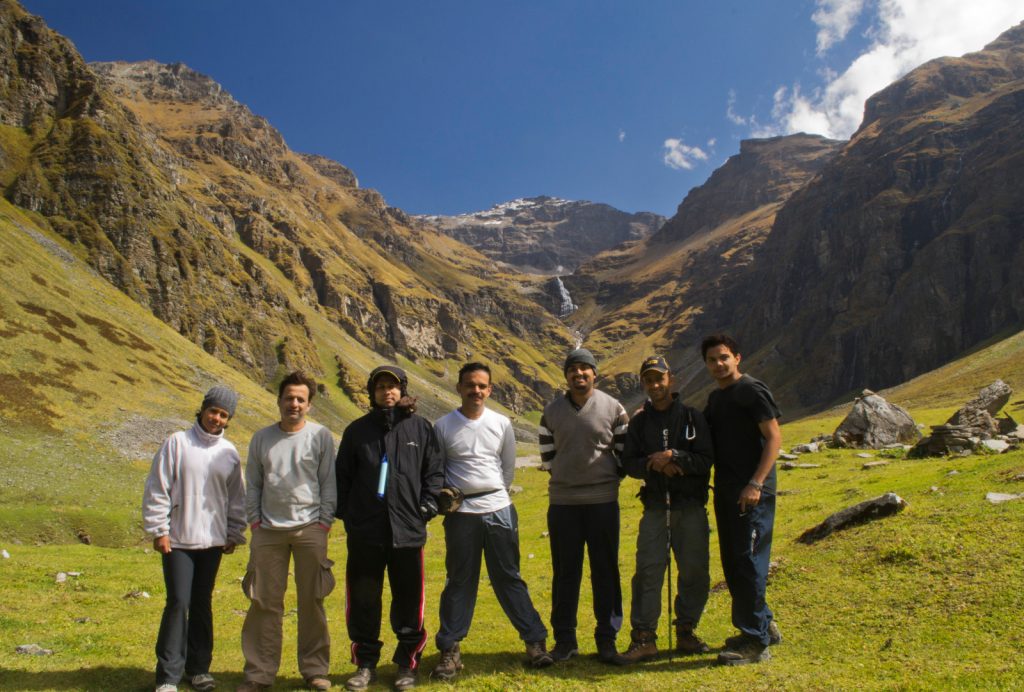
[619,356,714,663]
[335,365,443,691]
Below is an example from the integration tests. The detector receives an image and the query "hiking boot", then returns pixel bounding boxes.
[717,635,771,666]
[394,666,416,690]
[595,639,626,665]
[724,620,782,650]
[525,640,554,668]
[190,673,216,691]
[344,668,376,691]
[675,628,710,654]
[431,643,463,681]
[306,676,332,691]
[618,630,657,664]
[550,640,579,662]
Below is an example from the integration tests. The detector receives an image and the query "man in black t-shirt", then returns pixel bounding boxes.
[701,334,782,666]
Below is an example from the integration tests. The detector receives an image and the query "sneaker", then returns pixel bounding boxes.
[525,640,554,668]
[717,635,771,666]
[394,666,417,690]
[550,640,578,662]
[595,639,626,665]
[190,673,216,691]
[344,668,376,691]
[235,683,270,692]
[156,685,178,692]
[675,629,710,655]
[431,643,463,681]
[724,620,782,650]
[618,631,657,664]
[306,676,332,691]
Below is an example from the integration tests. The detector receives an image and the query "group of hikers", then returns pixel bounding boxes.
[141,333,782,691]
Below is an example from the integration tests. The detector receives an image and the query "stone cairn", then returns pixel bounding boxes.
[909,380,1019,457]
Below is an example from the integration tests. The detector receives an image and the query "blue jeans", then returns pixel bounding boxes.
[629,497,710,634]
[155,547,223,685]
[714,485,776,645]
[435,505,547,650]
[547,501,623,646]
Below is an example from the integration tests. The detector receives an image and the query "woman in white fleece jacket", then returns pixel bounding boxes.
[142,385,246,692]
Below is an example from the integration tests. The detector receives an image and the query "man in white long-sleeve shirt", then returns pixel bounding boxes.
[238,371,337,692]
[431,362,552,682]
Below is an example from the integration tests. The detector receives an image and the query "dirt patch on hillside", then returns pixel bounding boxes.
[98,414,191,461]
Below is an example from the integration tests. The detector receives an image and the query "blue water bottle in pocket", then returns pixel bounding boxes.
[377,453,389,500]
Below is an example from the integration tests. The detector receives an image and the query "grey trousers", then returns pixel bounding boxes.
[435,505,547,651]
[155,547,223,685]
[629,498,710,635]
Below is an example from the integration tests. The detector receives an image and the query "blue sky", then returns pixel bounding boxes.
[21,1,1024,217]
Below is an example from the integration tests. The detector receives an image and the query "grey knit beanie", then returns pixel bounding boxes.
[563,348,598,374]
[201,385,238,417]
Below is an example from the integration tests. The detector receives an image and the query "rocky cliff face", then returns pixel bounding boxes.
[0,3,573,413]
[419,196,664,273]
[731,22,1024,408]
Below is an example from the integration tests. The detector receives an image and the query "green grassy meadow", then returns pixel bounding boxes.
[2,436,1023,691]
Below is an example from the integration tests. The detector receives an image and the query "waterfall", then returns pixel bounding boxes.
[555,277,577,317]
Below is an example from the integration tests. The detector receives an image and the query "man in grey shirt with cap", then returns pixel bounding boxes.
[539,348,629,664]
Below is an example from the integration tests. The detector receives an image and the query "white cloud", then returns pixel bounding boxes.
[662,138,709,170]
[770,0,1024,139]
[812,0,867,53]
[707,137,717,148]
[726,89,748,125]
[618,129,626,142]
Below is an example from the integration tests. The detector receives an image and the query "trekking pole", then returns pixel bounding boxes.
[665,488,673,661]
[661,428,673,661]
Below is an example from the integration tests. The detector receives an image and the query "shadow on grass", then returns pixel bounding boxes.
[0,667,317,691]
[402,649,718,685]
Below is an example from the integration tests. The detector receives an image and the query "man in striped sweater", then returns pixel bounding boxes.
[539,348,629,664]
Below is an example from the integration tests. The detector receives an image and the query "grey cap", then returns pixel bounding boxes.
[563,348,598,374]
[201,385,238,418]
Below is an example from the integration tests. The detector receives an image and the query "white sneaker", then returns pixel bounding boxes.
[155,685,178,692]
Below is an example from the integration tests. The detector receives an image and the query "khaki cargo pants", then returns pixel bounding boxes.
[240,523,335,684]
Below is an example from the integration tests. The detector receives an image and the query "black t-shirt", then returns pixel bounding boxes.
[703,374,781,488]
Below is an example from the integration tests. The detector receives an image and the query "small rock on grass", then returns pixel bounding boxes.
[1,549,9,559]
[862,461,890,469]
[123,590,150,599]
[985,492,1024,504]
[16,644,53,655]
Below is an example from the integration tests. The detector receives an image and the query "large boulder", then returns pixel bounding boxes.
[832,390,921,449]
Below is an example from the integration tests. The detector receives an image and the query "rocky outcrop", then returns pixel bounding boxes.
[420,196,664,273]
[651,135,843,245]
[910,380,1018,456]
